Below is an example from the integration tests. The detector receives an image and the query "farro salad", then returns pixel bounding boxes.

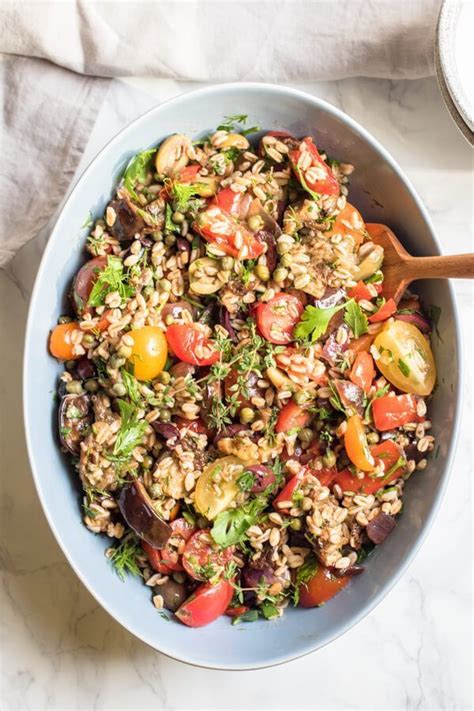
[49,116,438,627]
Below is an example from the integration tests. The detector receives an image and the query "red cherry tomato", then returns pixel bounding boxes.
[348,333,375,354]
[224,368,262,411]
[166,324,219,366]
[368,298,397,323]
[333,440,406,495]
[194,204,264,260]
[177,165,200,183]
[157,518,196,572]
[256,293,304,344]
[289,137,339,196]
[348,281,373,301]
[175,579,234,627]
[141,541,172,575]
[314,467,338,487]
[174,416,211,438]
[350,352,376,393]
[372,394,421,431]
[275,401,311,434]
[72,256,107,314]
[212,187,253,219]
[298,565,350,607]
[182,529,234,581]
[273,473,303,514]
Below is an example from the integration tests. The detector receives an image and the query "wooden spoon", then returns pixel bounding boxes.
[366,223,474,303]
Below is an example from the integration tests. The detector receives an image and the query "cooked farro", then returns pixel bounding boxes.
[49,117,438,627]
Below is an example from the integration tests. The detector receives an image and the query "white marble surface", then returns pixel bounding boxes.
[1,77,472,711]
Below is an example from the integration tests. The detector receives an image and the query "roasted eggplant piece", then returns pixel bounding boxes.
[108,199,145,241]
[118,480,172,548]
[58,394,92,455]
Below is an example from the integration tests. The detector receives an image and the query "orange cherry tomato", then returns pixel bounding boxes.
[276,401,311,434]
[368,298,397,323]
[325,203,367,247]
[348,333,375,354]
[298,565,350,607]
[350,352,376,393]
[344,415,375,472]
[334,440,406,495]
[49,322,82,361]
[128,326,168,380]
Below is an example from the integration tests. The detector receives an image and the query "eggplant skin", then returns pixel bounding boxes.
[118,480,172,548]
[59,394,92,455]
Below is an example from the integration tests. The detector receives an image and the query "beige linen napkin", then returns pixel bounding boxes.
[0,0,442,265]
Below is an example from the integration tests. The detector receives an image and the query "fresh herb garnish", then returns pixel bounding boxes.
[121,369,142,404]
[231,609,260,625]
[344,300,369,338]
[108,534,142,581]
[81,212,93,229]
[295,300,352,342]
[397,358,410,377]
[292,553,318,605]
[111,400,148,459]
[211,494,268,548]
[164,203,180,234]
[87,256,134,308]
[237,470,256,492]
[123,148,156,201]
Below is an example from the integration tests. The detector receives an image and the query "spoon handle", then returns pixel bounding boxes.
[404,253,474,280]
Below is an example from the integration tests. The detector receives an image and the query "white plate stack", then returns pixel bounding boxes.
[435,0,474,145]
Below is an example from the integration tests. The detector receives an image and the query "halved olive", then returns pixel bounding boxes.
[353,245,384,281]
[58,394,92,455]
[194,456,245,520]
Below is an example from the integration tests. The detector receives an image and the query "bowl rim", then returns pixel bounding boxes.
[23,81,463,670]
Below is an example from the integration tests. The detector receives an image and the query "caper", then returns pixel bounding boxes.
[152,231,163,242]
[196,516,209,529]
[280,253,293,267]
[65,360,76,371]
[66,380,83,395]
[239,407,255,424]
[221,256,234,271]
[273,267,288,285]
[172,211,185,224]
[255,264,270,282]
[112,382,127,397]
[142,455,154,470]
[289,518,302,531]
[158,371,171,385]
[164,234,176,246]
[294,390,309,405]
[247,214,263,232]
[322,450,336,468]
[84,379,98,393]
[159,278,172,292]
[117,345,132,359]
[82,333,96,346]
[298,428,313,443]
[367,432,380,444]
[58,315,72,324]
[160,410,171,422]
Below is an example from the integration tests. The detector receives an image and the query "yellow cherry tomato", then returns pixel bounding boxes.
[194,456,245,520]
[373,320,436,396]
[344,415,375,472]
[128,326,168,381]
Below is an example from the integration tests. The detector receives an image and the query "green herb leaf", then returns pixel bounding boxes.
[397,358,410,377]
[292,553,318,605]
[211,495,268,548]
[123,148,156,201]
[81,212,93,229]
[237,470,256,492]
[260,600,280,620]
[295,300,352,342]
[112,400,148,459]
[231,609,259,625]
[87,256,134,308]
[216,114,248,131]
[164,203,180,234]
[108,534,142,581]
[121,369,142,404]
[344,300,369,338]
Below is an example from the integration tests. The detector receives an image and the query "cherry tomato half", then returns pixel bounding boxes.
[350,352,376,393]
[275,401,311,434]
[49,322,82,361]
[128,326,168,380]
[182,529,234,581]
[325,203,366,247]
[194,205,264,260]
[348,333,375,354]
[298,565,350,607]
[289,137,339,196]
[344,415,375,472]
[256,293,304,344]
[175,579,234,627]
[166,323,219,366]
[212,187,253,219]
[334,439,406,495]
[156,518,196,572]
[349,280,376,302]
[273,473,303,513]
[141,540,172,575]
[368,298,397,323]
[372,394,421,431]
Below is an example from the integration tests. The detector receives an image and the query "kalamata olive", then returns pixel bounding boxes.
[155,580,188,612]
[321,324,350,365]
[247,465,276,493]
[313,288,345,311]
[109,199,145,241]
[176,237,191,255]
[118,480,172,548]
[58,394,92,455]
[213,424,252,445]
[394,312,431,333]
[404,442,426,464]
[242,561,290,589]
[219,306,237,341]
[333,565,365,578]
[366,512,396,544]
[255,231,278,272]
[161,300,195,322]
[333,379,364,417]
[170,361,196,379]
[151,422,181,444]
[76,357,96,381]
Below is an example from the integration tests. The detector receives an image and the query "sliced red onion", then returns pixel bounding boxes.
[322,325,350,365]
[395,312,431,333]
[170,361,196,379]
[219,306,237,341]
[176,237,191,255]
[313,288,346,310]
[151,422,181,444]
[247,465,276,493]
[366,513,396,544]
[256,231,278,272]
[333,379,364,417]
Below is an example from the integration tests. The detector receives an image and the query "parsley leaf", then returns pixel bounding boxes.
[344,300,368,338]
[123,148,156,201]
[112,400,148,458]
[231,609,260,625]
[295,300,352,342]
[87,256,134,308]
[211,494,268,548]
